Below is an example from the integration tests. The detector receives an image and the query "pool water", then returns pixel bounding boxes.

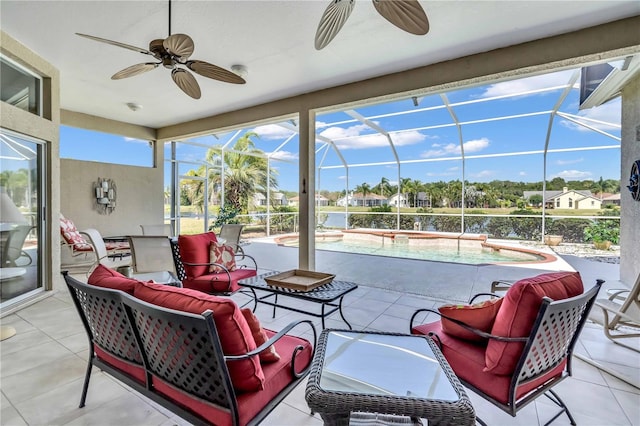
[281,236,546,264]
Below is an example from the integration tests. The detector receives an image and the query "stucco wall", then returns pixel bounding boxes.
[620,74,640,285]
[60,159,164,237]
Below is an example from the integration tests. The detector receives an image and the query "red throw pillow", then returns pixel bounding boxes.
[485,271,584,375]
[88,264,140,294]
[241,308,280,363]
[178,232,218,278]
[133,282,264,392]
[209,241,237,273]
[439,298,503,342]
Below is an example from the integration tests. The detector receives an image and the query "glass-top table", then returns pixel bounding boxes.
[305,330,476,425]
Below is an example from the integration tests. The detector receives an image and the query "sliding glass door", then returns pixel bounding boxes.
[0,129,45,307]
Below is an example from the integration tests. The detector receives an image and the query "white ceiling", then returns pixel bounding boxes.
[1,1,639,129]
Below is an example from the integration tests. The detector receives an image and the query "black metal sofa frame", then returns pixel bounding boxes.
[63,271,316,426]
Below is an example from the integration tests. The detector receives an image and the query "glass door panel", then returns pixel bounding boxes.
[1,129,44,307]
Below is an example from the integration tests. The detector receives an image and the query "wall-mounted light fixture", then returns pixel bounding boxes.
[95,178,116,214]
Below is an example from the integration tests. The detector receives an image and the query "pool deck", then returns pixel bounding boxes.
[2,238,637,426]
[248,237,576,303]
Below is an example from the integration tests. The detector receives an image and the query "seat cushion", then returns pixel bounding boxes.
[88,264,140,294]
[439,297,503,342]
[485,271,583,375]
[151,330,313,426]
[133,282,264,392]
[182,268,257,294]
[178,232,218,278]
[60,217,93,251]
[413,321,566,404]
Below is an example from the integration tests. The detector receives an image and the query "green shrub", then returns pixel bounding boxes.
[546,218,592,243]
[584,219,620,244]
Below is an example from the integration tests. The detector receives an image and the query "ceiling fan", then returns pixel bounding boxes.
[315,0,429,50]
[76,0,245,100]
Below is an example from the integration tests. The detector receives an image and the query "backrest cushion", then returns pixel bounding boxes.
[60,217,92,251]
[88,264,140,295]
[241,308,280,363]
[209,241,237,273]
[485,271,583,375]
[439,298,503,342]
[178,232,218,278]
[133,282,264,392]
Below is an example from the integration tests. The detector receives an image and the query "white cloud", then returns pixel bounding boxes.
[426,170,459,177]
[561,99,621,132]
[270,150,298,161]
[473,170,494,178]
[519,171,527,176]
[556,158,584,166]
[480,70,575,98]
[320,123,427,150]
[420,137,489,158]
[123,137,147,144]
[253,124,295,140]
[553,169,593,179]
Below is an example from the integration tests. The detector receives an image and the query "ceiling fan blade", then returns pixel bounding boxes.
[187,60,246,84]
[372,0,429,35]
[163,34,195,59]
[315,0,355,50]
[172,68,201,99]
[111,63,159,80]
[76,33,153,55]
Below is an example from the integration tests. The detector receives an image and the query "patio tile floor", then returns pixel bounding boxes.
[1,242,638,425]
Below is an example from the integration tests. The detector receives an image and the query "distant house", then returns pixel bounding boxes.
[388,193,409,207]
[523,187,602,209]
[601,193,621,206]
[288,194,329,207]
[252,192,287,207]
[336,192,387,207]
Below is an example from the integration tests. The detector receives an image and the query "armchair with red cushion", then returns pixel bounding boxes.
[409,271,603,426]
[172,232,258,295]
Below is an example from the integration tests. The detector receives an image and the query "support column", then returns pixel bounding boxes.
[299,110,316,270]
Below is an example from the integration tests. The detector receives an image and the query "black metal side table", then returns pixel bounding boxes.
[238,271,358,329]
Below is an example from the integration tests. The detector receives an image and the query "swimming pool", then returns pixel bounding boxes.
[275,230,556,265]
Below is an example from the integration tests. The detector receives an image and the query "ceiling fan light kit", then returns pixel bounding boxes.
[315,0,429,50]
[76,0,245,99]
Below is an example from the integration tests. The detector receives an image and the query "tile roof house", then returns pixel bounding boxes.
[523,187,602,209]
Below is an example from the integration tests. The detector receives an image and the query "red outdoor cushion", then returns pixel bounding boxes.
[152,330,313,426]
[439,298,503,342]
[182,268,257,294]
[178,232,218,278]
[88,264,140,294]
[241,308,280,363]
[414,321,565,404]
[485,271,583,375]
[133,282,265,392]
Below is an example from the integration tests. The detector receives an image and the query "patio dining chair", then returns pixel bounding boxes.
[2,224,34,267]
[410,272,603,425]
[218,223,246,255]
[128,235,176,275]
[140,224,174,237]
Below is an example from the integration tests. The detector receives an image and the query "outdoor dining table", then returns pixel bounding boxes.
[305,329,476,426]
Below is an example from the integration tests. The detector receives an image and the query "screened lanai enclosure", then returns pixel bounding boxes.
[165,58,629,247]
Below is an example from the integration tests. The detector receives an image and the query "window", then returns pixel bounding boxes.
[556,199,560,208]
[1,56,41,116]
[568,198,573,208]
[60,125,153,167]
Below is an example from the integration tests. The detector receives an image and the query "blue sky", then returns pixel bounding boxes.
[60,66,622,193]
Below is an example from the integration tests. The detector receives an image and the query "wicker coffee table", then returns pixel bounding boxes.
[238,271,357,329]
[305,329,476,426]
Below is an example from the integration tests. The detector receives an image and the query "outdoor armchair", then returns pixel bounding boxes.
[171,231,257,295]
[594,272,640,352]
[410,272,603,426]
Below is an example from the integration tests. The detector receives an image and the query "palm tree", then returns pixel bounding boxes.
[377,177,391,197]
[356,182,371,207]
